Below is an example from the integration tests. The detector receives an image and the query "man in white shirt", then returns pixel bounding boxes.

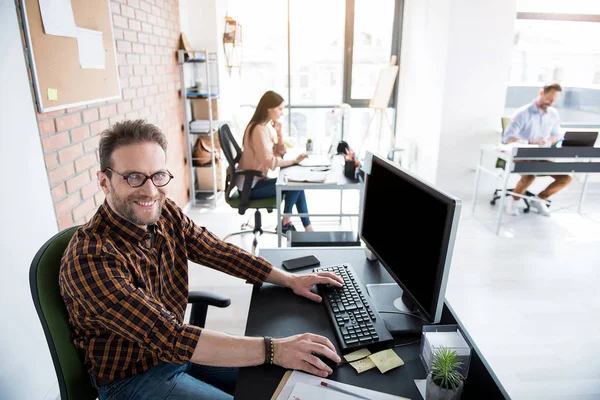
[502,82,572,216]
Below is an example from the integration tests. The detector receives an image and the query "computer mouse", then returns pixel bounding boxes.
[311,351,340,371]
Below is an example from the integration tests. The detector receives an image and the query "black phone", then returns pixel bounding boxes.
[281,255,321,271]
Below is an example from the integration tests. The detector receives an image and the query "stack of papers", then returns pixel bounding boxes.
[422,330,470,371]
[190,120,213,132]
[284,170,327,183]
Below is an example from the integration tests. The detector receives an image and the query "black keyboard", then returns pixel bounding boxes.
[314,263,393,353]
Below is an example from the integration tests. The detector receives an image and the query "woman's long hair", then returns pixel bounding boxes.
[244,90,284,141]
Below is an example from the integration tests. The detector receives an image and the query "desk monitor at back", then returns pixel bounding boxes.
[562,131,599,147]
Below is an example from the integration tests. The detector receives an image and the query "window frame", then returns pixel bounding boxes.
[284,0,404,135]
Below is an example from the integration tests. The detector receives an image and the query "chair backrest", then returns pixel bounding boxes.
[219,123,242,168]
[501,117,510,134]
[218,124,243,203]
[29,226,97,400]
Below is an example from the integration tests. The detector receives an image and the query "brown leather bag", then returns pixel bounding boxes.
[192,137,221,166]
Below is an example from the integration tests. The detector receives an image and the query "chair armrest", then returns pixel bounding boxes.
[188,290,231,308]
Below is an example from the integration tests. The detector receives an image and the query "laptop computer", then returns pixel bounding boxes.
[562,131,598,147]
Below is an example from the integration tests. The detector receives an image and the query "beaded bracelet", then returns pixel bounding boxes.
[263,336,274,365]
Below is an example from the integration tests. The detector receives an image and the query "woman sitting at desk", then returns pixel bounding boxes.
[238,90,313,234]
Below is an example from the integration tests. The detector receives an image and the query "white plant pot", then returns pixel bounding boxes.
[425,373,464,400]
[306,142,313,152]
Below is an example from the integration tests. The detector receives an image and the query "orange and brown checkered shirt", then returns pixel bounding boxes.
[59,198,273,383]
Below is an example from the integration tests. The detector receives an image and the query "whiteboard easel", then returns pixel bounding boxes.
[358,56,399,157]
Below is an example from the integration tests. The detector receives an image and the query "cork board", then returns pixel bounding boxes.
[20,0,121,112]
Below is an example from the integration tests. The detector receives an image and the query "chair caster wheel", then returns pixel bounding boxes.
[523,209,530,213]
[490,200,496,205]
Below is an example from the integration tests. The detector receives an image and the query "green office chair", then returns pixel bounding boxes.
[218,124,277,255]
[30,226,231,399]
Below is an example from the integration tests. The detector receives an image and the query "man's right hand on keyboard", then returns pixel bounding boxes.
[288,271,344,303]
[272,333,342,377]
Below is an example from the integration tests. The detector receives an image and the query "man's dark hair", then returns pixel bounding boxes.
[99,119,168,174]
[543,82,562,94]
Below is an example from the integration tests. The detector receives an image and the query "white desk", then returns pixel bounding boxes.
[472,144,600,235]
[275,157,364,247]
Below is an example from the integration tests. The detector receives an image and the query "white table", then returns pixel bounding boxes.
[275,157,364,247]
[472,144,600,235]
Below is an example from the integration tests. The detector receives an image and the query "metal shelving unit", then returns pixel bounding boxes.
[177,49,223,208]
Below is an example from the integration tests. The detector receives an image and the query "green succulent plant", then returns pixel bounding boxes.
[430,347,464,390]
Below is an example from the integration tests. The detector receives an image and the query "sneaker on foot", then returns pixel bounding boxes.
[505,198,521,216]
[281,222,297,235]
[532,197,551,216]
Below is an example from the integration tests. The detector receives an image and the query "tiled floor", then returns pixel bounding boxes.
[185,178,600,400]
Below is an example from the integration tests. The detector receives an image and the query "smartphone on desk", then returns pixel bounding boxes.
[282,255,321,271]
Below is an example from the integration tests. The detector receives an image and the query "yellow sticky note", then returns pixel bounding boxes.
[343,348,371,362]
[368,349,405,374]
[47,88,58,101]
[343,348,377,374]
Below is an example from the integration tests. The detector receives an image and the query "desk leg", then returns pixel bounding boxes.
[495,169,511,235]
[578,173,589,214]
[277,188,282,247]
[358,181,364,242]
[472,148,485,213]
[339,189,343,224]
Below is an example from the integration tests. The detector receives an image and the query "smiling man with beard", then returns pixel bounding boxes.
[59,119,343,400]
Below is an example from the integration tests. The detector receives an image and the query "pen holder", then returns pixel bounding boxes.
[344,159,359,181]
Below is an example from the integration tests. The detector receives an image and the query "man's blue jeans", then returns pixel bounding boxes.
[97,362,238,400]
[249,178,311,227]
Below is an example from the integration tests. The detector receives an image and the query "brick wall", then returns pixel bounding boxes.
[27,0,189,230]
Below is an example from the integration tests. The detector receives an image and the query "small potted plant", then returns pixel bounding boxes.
[426,347,465,400]
[305,138,313,152]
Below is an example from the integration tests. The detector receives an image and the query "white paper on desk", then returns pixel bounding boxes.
[284,170,327,183]
[38,0,77,38]
[275,370,409,400]
[497,143,539,152]
[287,382,358,399]
[76,28,105,69]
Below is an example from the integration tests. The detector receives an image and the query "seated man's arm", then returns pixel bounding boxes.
[61,253,201,365]
[503,113,529,144]
[549,117,563,145]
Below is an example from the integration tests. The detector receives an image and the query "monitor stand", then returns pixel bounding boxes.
[365,283,426,335]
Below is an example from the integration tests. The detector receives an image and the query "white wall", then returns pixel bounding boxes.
[395,0,453,183]
[436,0,516,194]
[396,0,516,195]
[0,3,60,400]
[179,0,243,128]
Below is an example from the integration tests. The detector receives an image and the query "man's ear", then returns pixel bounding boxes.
[97,171,111,195]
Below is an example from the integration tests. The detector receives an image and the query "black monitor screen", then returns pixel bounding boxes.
[360,154,460,322]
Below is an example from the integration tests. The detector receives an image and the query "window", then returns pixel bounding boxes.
[234,0,402,147]
[350,0,396,101]
[504,0,600,126]
[289,0,345,106]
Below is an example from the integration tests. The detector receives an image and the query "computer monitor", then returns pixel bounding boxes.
[360,152,462,334]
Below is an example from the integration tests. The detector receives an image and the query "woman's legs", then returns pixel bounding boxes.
[283,190,312,229]
[249,180,312,229]
[248,178,276,199]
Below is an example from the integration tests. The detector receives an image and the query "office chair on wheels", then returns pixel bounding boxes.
[30,226,231,400]
[218,124,277,255]
[490,117,550,213]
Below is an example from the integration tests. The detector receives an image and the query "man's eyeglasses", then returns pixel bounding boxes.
[104,167,174,188]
